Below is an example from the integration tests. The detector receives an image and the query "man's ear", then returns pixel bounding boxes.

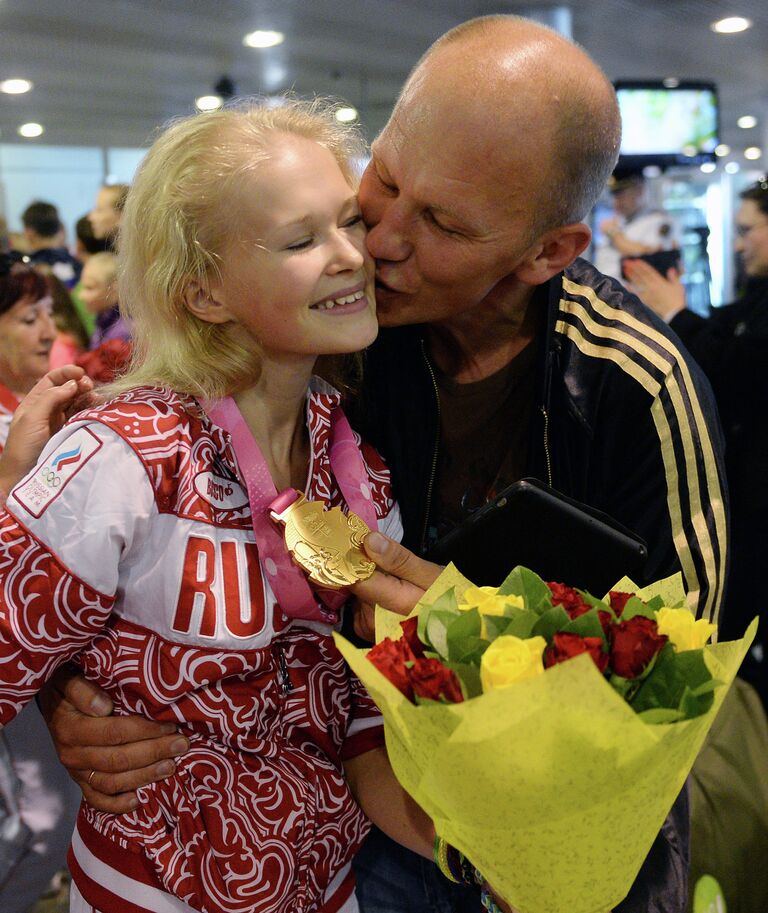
[513,222,592,285]
[182,279,232,325]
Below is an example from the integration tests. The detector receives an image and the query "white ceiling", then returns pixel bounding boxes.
[0,0,766,166]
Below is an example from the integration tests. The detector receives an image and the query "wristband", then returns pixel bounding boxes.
[480,885,504,913]
[433,836,477,886]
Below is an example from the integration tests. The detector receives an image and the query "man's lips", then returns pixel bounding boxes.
[375,274,414,296]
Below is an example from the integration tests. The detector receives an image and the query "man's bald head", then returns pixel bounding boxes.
[395,15,621,231]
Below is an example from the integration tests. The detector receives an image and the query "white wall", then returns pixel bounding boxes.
[0,144,146,246]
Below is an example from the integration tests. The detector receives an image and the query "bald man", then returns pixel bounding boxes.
[37,15,725,913]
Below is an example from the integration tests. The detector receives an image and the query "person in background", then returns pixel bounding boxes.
[79,251,131,348]
[0,253,82,913]
[20,201,82,288]
[625,177,768,705]
[71,215,110,338]
[74,215,110,263]
[44,273,91,368]
[594,168,679,282]
[88,184,129,250]
[626,176,768,913]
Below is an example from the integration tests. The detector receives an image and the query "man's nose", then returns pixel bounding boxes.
[364,200,413,263]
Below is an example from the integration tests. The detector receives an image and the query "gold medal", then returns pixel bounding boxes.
[270,490,376,588]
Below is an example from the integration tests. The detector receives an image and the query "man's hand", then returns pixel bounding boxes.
[39,665,190,813]
[623,259,686,322]
[351,532,444,618]
[0,366,97,492]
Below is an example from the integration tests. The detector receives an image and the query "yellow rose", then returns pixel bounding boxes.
[459,586,524,617]
[655,607,717,651]
[480,635,547,692]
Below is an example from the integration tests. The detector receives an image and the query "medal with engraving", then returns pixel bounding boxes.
[270,489,375,587]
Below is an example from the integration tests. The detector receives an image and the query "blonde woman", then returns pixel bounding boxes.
[0,102,433,913]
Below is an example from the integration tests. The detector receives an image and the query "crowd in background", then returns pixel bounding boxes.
[0,103,767,912]
[0,184,132,913]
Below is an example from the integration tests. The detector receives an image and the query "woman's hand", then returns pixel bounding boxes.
[0,365,96,492]
[623,259,686,322]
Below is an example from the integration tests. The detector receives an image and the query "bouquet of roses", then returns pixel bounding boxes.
[334,564,757,913]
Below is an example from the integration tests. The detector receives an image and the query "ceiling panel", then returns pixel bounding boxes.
[0,0,765,164]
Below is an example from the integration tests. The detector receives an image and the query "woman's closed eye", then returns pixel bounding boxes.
[284,236,314,251]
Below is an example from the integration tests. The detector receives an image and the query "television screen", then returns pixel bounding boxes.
[615,81,719,166]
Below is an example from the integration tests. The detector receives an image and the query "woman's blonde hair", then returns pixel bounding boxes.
[109,98,368,400]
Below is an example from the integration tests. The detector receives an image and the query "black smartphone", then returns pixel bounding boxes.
[621,249,681,280]
[425,478,647,595]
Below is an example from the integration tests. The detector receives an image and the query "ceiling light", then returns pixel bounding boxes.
[662,77,679,89]
[243,30,284,48]
[18,122,43,138]
[714,144,730,157]
[195,95,223,112]
[737,115,757,129]
[725,161,740,173]
[700,162,717,173]
[681,144,697,157]
[1,78,33,94]
[744,146,762,160]
[335,107,358,124]
[710,16,752,33]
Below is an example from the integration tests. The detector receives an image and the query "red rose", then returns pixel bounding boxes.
[367,637,415,699]
[608,591,634,617]
[409,658,464,703]
[597,610,615,636]
[610,616,668,679]
[399,616,426,658]
[547,581,591,618]
[545,633,609,674]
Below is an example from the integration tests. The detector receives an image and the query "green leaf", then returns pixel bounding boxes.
[645,595,665,613]
[531,605,571,641]
[609,674,640,701]
[446,605,482,643]
[424,610,456,660]
[579,590,613,614]
[636,707,685,724]
[620,596,656,621]
[444,661,484,699]
[563,608,606,642]
[445,607,486,663]
[482,614,513,640]
[452,636,490,666]
[418,588,460,647]
[498,608,539,639]
[497,566,552,614]
[630,645,718,719]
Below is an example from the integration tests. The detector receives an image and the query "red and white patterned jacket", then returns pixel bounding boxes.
[0,380,401,913]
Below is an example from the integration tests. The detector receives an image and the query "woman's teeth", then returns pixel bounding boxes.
[312,289,365,310]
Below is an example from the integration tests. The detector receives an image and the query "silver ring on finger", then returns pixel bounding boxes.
[87,769,97,786]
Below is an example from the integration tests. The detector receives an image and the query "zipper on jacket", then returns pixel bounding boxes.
[419,339,441,553]
[275,646,293,695]
[540,405,553,488]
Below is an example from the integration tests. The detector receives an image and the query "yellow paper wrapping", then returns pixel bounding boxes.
[334,566,757,913]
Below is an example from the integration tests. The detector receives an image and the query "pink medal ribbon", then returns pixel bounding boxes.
[204,396,377,624]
